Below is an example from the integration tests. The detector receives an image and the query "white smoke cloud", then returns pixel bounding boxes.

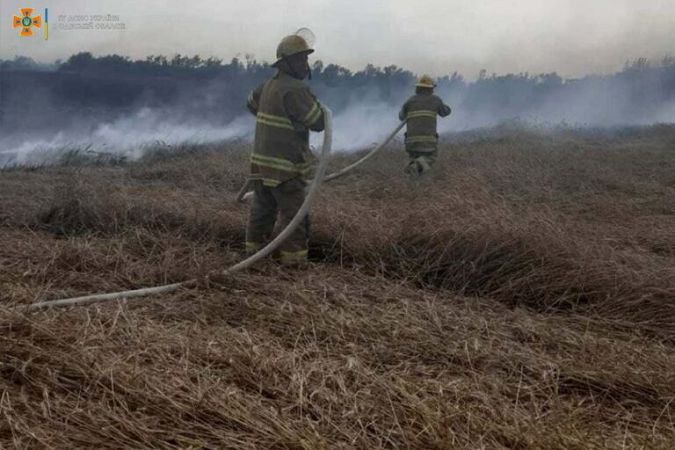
[2,79,675,168]
[311,102,405,152]
[1,103,410,167]
[0,108,255,166]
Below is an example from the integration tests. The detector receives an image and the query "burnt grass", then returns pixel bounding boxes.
[1,127,674,448]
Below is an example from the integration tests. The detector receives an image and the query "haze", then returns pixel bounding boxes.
[1,0,674,78]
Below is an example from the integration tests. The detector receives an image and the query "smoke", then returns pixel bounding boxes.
[88,108,252,154]
[0,106,406,167]
[0,108,406,167]
[312,102,404,152]
[1,61,675,167]
[0,109,254,166]
[4,90,675,167]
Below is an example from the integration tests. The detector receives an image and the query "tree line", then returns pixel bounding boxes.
[1,53,674,132]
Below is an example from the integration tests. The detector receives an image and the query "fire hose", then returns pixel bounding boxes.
[25,107,334,311]
[236,120,406,202]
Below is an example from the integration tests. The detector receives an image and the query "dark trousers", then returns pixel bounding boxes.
[245,178,309,263]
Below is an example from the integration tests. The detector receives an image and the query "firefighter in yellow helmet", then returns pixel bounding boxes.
[244,32,325,266]
[399,74,451,176]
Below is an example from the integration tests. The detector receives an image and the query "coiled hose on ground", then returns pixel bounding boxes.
[25,107,334,311]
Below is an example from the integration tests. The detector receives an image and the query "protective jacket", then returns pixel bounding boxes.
[246,71,324,187]
[399,93,451,152]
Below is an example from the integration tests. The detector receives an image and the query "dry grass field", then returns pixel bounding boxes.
[1,124,674,449]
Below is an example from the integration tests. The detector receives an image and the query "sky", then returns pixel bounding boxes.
[1,0,674,78]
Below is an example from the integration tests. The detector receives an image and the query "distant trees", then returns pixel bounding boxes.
[54,51,271,79]
[2,52,675,130]
[0,55,57,71]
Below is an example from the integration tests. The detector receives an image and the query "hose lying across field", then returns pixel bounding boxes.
[237,120,406,202]
[25,114,405,311]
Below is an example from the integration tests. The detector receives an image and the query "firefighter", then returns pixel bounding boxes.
[244,33,325,266]
[399,74,451,176]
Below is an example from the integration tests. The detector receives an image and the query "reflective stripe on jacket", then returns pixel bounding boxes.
[399,93,451,152]
[247,71,325,187]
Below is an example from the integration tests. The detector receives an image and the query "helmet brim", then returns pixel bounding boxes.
[272,49,314,67]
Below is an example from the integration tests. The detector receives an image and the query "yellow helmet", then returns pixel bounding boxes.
[273,34,314,67]
[416,74,436,89]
